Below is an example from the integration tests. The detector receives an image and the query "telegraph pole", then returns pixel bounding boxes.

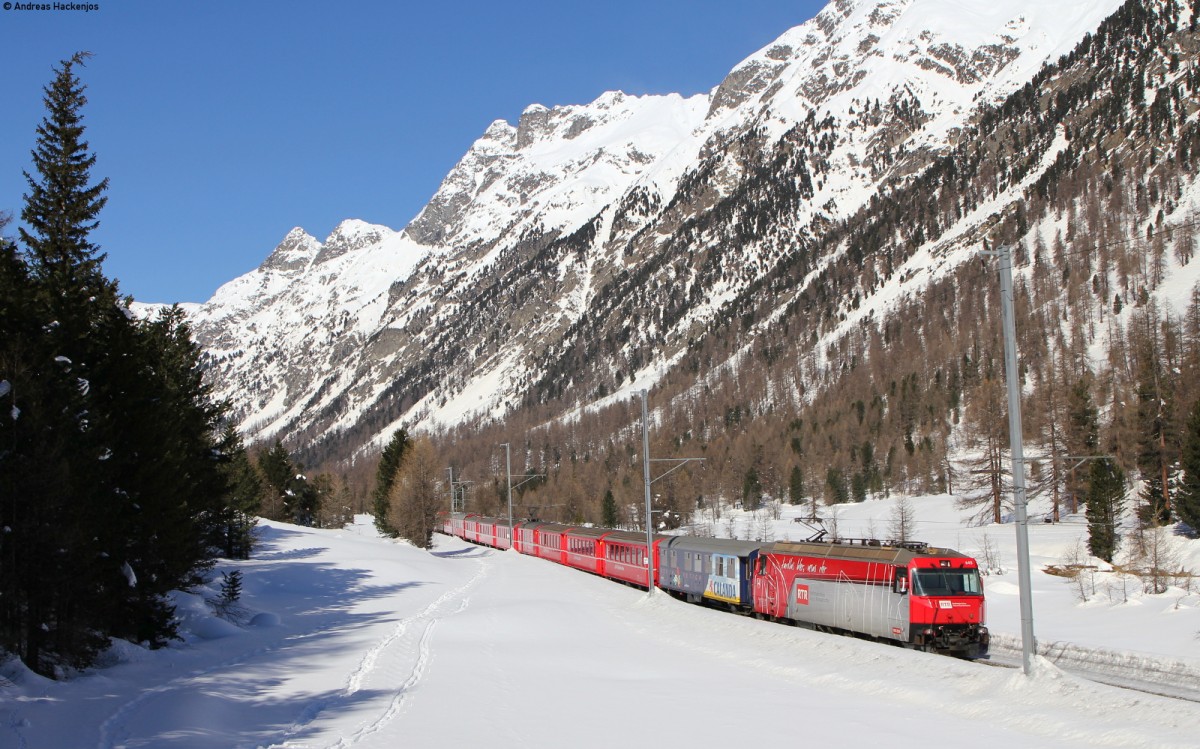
[995,243,1037,675]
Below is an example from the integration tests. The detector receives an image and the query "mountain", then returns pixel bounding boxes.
[168,0,1199,521]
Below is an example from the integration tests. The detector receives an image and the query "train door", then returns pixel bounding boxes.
[886,565,910,642]
[836,570,861,630]
[752,555,782,617]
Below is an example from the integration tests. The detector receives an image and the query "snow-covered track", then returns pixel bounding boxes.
[983,638,1200,704]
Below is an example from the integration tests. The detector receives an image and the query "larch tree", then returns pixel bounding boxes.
[388,437,442,549]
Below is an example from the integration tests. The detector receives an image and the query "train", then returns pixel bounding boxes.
[440,512,989,658]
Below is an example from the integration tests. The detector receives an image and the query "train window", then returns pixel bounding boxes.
[913,569,982,596]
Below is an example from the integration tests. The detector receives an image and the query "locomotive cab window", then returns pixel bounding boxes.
[912,568,982,596]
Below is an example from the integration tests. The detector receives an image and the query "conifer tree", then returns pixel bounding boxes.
[1086,458,1126,563]
[1133,312,1176,526]
[2,54,231,674]
[3,53,123,673]
[1065,373,1100,515]
[372,428,410,537]
[788,465,805,506]
[217,424,262,558]
[601,488,618,528]
[1175,399,1200,534]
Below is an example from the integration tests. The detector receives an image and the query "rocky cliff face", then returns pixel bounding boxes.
[174,0,1133,463]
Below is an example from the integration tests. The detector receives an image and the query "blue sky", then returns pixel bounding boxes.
[1,1,825,303]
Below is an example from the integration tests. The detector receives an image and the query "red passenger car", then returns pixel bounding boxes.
[527,522,572,565]
[564,527,606,574]
[597,530,668,590]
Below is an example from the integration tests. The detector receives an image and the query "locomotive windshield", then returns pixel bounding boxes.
[912,568,982,596]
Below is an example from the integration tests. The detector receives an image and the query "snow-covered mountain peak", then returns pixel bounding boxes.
[709,0,1122,128]
[315,219,396,265]
[406,87,710,249]
[260,227,319,273]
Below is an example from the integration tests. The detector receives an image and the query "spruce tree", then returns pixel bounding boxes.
[788,465,805,506]
[217,424,263,558]
[2,56,231,674]
[1175,399,1200,534]
[1132,308,1176,526]
[258,439,296,519]
[1086,458,1126,563]
[741,466,762,510]
[372,428,410,536]
[1065,374,1099,514]
[601,488,618,528]
[6,53,121,674]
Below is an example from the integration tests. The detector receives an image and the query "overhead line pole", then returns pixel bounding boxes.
[503,443,514,545]
[994,243,1037,676]
[500,442,544,548]
[640,391,655,595]
[639,389,703,597]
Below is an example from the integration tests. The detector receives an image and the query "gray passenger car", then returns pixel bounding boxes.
[658,537,761,608]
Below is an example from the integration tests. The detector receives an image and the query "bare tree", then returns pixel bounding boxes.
[388,438,442,549]
[888,496,917,543]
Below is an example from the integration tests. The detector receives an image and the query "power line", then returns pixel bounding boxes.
[1012,217,1200,269]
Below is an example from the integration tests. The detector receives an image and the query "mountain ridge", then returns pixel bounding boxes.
[152,0,1145,468]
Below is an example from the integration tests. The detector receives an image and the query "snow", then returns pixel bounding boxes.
[4,496,1199,749]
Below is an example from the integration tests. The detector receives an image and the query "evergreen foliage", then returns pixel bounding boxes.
[788,465,804,506]
[601,488,618,528]
[741,465,761,510]
[256,439,322,526]
[1176,399,1200,534]
[217,425,261,558]
[1086,458,1126,563]
[372,428,410,537]
[1132,308,1177,527]
[1065,374,1100,514]
[219,570,243,605]
[0,54,234,676]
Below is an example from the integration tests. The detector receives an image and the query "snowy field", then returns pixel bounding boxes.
[3,494,1199,748]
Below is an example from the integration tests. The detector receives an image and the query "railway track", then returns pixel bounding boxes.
[981,638,1200,704]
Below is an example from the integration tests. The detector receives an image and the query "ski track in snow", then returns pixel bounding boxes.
[271,550,492,749]
[94,548,492,749]
[96,633,307,749]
